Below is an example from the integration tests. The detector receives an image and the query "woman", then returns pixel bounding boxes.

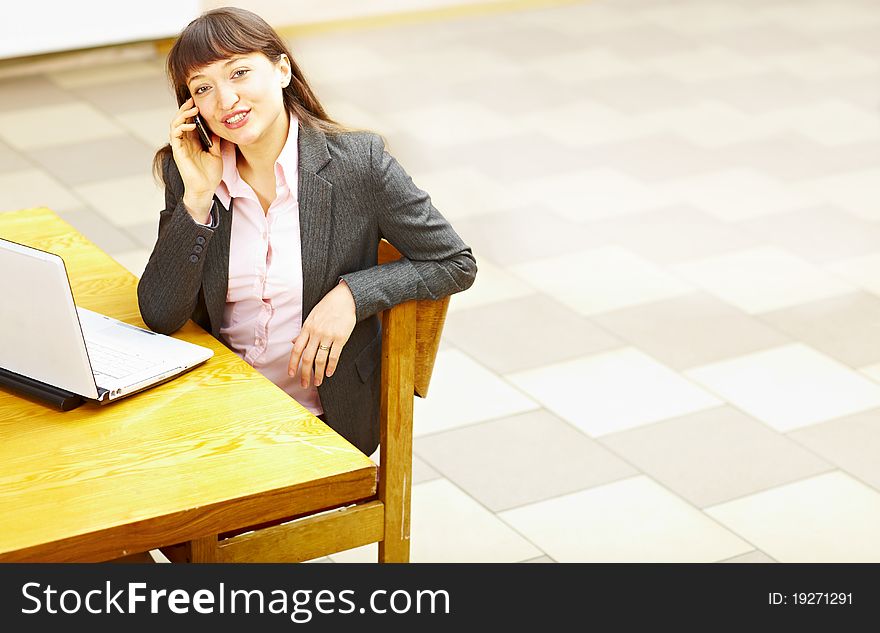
[138,7,476,455]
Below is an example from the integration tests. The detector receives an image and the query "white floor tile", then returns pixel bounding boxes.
[810,169,880,221]
[672,246,855,314]
[0,169,82,214]
[0,103,126,150]
[828,253,880,297]
[773,101,880,146]
[686,344,880,431]
[512,246,693,316]
[413,350,539,437]
[706,471,880,562]
[668,168,817,222]
[500,476,752,562]
[329,479,543,562]
[413,167,519,219]
[74,174,165,227]
[507,348,721,436]
[515,169,675,223]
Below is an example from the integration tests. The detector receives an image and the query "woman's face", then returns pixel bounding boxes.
[186,52,290,149]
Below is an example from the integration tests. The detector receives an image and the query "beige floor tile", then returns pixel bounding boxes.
[641,102,778,148]
[25,136,156,188]
[602,406,832,508]
[760,292,880,368]
[413,350,539,437]
[0,169,82,213]
[789,408,880,493]
[671,246,856,314]
[329,479,543,563]
[0,103,126,150]
[809,168,880,221]
[721,550,776,563]
[685,344,880,431]
[57,208,139,254]
[111,249,151,279]
[668,168,817,222]
[527,49,640,83]
[640,3,766,33]
[511,246,693,316]
[507,348,721,436]
[761,3,880,32]
[500,476,752,562]
[288,43,399,84]
[522,101,653,147]
[593,292,789,370]
[73,174,164,227]
[737,206,880,264]
[444,294,622,374]
[706,471,880,562]
[451,206,596,267]
[446,258,533,313]
[392,102,518,147]
[581,205,761,264]
[0,140,32,172]
[0,76,77,112]
[114,107,178,150]
[415,410,637,512]
[47,61,163,88]
[768,46,879,80]
[647,47,768,82]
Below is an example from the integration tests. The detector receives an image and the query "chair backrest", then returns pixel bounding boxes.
[377,240,449,398]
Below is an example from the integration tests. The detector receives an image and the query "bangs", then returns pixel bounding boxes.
[167,10,280,103]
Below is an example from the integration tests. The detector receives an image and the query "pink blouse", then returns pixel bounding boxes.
[214,116,322,415]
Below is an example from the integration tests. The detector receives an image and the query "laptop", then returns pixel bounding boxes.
[0,238,213,405]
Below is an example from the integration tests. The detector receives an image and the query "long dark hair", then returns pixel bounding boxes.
[152,7,347,184]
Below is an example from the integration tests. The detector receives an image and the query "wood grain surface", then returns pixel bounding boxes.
[0,208,377,561]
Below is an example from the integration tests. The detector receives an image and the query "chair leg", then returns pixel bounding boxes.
[378,301,416,563]
[186,535,219,562]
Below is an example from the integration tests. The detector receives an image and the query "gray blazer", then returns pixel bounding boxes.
[137,124,477,455]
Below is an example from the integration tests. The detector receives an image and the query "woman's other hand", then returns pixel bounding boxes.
[288,281,357,388]
[170,97,223,222]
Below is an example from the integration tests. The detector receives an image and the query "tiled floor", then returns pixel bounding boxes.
[4,0,880,562]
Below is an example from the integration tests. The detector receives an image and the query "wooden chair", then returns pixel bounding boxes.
[160,240,448,563]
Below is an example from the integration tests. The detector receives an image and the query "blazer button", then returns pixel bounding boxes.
[196,236,206,245]
[189,254,199,263]
[194,245,203,254]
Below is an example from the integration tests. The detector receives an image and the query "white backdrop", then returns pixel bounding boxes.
[1,0,199,59]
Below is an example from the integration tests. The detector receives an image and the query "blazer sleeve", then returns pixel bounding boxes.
[339,134,477,322]
[136,156,218,334]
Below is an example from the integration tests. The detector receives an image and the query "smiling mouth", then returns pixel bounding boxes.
[223,111,250,128]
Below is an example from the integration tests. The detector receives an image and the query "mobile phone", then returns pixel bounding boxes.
[193,113,213,151]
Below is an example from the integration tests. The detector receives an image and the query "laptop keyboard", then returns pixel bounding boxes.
[86,340,160,381]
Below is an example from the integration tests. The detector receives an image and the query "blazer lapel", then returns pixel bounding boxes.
[297,124,333,317]
[202,195,232,336]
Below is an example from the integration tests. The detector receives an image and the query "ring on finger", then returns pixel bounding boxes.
[318,343,331,351]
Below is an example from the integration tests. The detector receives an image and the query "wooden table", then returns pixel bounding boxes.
[0,208,377,562]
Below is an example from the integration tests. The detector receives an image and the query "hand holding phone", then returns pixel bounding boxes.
[193,113,213,151]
